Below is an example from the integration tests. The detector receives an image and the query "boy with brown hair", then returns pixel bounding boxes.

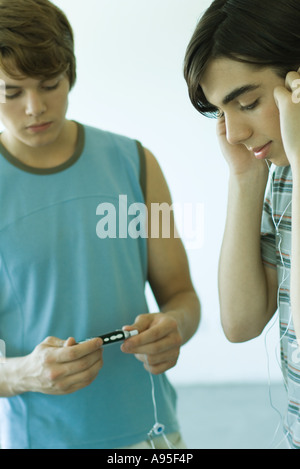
[0,0,200,449]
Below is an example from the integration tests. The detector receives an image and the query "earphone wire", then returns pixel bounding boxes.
[145,354,174,449]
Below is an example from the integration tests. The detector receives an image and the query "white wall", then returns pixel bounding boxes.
[53,0,283,386]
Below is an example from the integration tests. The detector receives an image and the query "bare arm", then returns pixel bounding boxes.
[217,118,278,342]
[122,148,200,374]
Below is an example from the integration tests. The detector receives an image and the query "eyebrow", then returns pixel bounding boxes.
[222,84,261,105]
[5,85,21,90]
[4,77,61,90]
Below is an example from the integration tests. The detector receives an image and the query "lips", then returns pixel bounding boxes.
[251,141,272,160]
[26,122,53,132]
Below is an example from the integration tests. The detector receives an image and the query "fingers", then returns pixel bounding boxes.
[42,336,66,347]
[47,355,104,395]
[121,313,181,374]
[286,69,300,91]
[42,336,103,378]
[274,84,291,107]
[123,328,179,355]
[64,337,77,347]
[274,70,300,108]
[31,336,104,395]
[60,345,103,377]
[54,349,104,391]
[135,349,180,375]
[122,314,176,352]
[56,337,103,364]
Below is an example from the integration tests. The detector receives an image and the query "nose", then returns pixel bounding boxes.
[225,114,253,146]
[25,91,47,117]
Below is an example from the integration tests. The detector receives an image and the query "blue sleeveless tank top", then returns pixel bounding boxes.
[0,123,178,448]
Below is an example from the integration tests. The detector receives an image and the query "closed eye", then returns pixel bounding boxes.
[5,91,22,100]
[240,99,260,111]
[42,82,60,91]
[215,98,260,119]
[5,82,60,100]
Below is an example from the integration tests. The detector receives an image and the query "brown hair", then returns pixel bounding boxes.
[184,0,300,117]
[0,0,76,88]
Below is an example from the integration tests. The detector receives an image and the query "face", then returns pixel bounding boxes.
[0,68,70,153]
[201,57,289,166]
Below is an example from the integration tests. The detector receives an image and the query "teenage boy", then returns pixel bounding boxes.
[184,0,300,449]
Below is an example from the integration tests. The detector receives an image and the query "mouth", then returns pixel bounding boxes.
[251,141,272,160]
[26,122,53,133]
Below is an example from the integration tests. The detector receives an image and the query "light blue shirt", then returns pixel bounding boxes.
[0,123,178,448]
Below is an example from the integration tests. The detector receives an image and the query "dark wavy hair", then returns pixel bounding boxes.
[0,0,76,88]
[184,0,300,117]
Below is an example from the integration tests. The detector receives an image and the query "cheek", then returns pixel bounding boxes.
[0,103,19,125]
[260,102,282,139]
[52,91,69,114]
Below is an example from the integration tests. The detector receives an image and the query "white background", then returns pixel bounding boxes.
[53,0,283,386]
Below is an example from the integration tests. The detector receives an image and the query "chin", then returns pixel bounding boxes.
[24,132,59,148]
[268,153,290,167]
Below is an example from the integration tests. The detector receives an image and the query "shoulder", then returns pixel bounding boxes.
[82,124,137,150]
[82,124,142,169]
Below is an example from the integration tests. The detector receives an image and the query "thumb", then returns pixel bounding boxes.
[42,336,70,347]
[64,337,77,347]
[123,314,152,334]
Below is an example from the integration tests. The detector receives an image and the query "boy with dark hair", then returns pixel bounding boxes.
[184,0,300,449]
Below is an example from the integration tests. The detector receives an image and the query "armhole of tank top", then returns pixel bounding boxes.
[136,140,147,202]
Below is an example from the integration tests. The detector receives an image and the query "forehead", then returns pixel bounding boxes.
[200,57,282,107]
[0,67,65,88]
[0,66,41,87]
[0,64,25,81]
